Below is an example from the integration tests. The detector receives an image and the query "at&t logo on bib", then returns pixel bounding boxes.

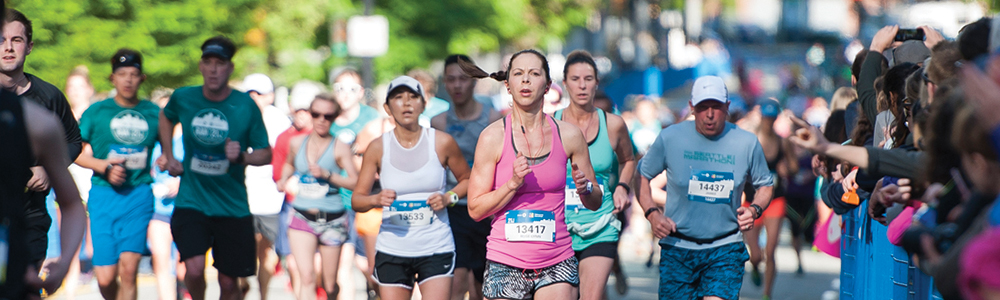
[111,110,149,144]
[192,109,229,145]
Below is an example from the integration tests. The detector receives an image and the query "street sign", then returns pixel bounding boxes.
[347,15,389,57]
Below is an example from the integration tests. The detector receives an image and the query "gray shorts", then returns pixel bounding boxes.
[253,213,280,243]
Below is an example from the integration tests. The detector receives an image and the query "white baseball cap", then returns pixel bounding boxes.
[690,76,729,106]
[386,76,424,101]
[242,73,274,94]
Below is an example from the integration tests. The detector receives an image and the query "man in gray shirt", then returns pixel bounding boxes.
[637,75,774,300]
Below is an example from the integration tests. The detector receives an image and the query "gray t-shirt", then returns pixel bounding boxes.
[874,110,895,149]
[639,121,773,249]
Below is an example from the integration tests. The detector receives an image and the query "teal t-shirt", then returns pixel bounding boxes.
[330,104,380,210]
[79,98,160,187]
[163,86,270,217]
[556,109,620,250]
[638,121,773,249]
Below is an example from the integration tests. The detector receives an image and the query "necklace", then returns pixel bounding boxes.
[516,110,544,160]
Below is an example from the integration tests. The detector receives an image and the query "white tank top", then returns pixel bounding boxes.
[376,127,454,257]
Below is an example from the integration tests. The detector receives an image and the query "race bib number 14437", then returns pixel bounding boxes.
[687,170,735,204]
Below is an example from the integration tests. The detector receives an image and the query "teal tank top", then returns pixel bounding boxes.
[555,108,621,250]
[292,135,344,213]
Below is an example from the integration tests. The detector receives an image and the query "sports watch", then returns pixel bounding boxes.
[447,191,459,207]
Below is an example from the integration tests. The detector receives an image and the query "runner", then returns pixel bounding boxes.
[1,8,84,269]
[242,73,291,300]
[0,87,86,300]
[272,83,319,297]
[636,75,773,300]
[157,36,272,300]
[329,68,382,298]
[741,99,797,300]
[351,75,471,300]
[278,93,358,300]
[430,54,502,300]
[462,49,603,300]
[148,87,187,300]
[552,50,636,300]
[73,48,158,300]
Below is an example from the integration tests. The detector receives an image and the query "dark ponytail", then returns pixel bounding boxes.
[457,49,550,83]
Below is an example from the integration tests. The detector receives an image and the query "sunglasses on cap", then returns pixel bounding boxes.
[311,111,335,121]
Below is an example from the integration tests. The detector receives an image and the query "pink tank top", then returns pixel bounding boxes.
[487,114,574,269]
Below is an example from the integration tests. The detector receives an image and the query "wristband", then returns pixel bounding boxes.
[750,204,764,219]
[103,164,115,178]
[644,207,662,218]
[446,191,459,207]
[616,182,631,194]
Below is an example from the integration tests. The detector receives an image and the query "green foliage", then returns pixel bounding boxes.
[9,0,597,97]
[10,0,262,97]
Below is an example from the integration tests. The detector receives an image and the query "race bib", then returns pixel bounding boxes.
[687,170,735,204]
[565,178,605,213]
[505,210,556,242]
[387,200,433,226]
[298,174,331,199]
[0,224,7,284]
[108,144,148,170]
[190,151,229,175]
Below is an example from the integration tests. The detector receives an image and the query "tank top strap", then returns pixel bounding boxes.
[597,108,609,146]
[424,127,437,161]
[548,115,566,158]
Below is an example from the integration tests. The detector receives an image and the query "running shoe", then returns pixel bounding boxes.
[751,267,762,287]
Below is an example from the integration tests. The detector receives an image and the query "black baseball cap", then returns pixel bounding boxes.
[111,49,142,72]
[201,36,236,61]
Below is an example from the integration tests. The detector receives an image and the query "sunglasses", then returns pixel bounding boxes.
[311,111,336,121]
[334,83,363,94]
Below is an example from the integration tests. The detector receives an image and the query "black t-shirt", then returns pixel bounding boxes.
[20,73,82,162]
[0,91,35,299]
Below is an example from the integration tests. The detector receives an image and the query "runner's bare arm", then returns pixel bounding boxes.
[24,101,86,294]
[74,143,127,185]
[468,123,517,221]
[438,130,471,198]
[608,113,636,213]
[329,139,358,190]
[352,136,390,212]
[277,135,303,193]
[558,118,602,211]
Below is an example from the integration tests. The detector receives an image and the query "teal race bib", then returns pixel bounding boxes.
[108,144,149,170]
[190,151,229,176]
[387,200,433,226]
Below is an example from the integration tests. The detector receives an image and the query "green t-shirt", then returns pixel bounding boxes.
[79,98,161,187]
[329,104,380,210]
[163,86,269,217]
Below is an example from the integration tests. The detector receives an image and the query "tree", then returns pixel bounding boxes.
[11,0,262,97]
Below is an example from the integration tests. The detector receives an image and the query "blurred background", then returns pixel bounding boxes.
[12,0,988,114]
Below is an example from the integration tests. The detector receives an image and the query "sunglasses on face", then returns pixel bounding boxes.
[334,83,363,94]
[311,111,335,121]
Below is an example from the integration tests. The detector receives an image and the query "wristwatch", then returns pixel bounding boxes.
[446,191,459,207]
[579,181,594,195]
[750,204,764,220]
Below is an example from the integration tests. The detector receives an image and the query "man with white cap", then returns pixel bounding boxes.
[242,73,290,300]
[636,75,774,300]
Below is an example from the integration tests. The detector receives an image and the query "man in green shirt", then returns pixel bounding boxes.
[75,49,159,300]
[157,36,272,300]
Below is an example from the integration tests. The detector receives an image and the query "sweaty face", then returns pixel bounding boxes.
[444,64,476,105]
[0,21,31,73]
[692,100,729,137]
[384,89,425,126]
[198,57,234,92]
[111,67,143,100]
[504,54,549,109]
[563,63,597,107]
[334,75,363,111]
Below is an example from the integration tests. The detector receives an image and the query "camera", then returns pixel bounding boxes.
[900,223,959,256]
[895,28,925,42]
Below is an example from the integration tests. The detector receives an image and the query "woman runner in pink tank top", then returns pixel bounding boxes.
[461,50,603,300]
